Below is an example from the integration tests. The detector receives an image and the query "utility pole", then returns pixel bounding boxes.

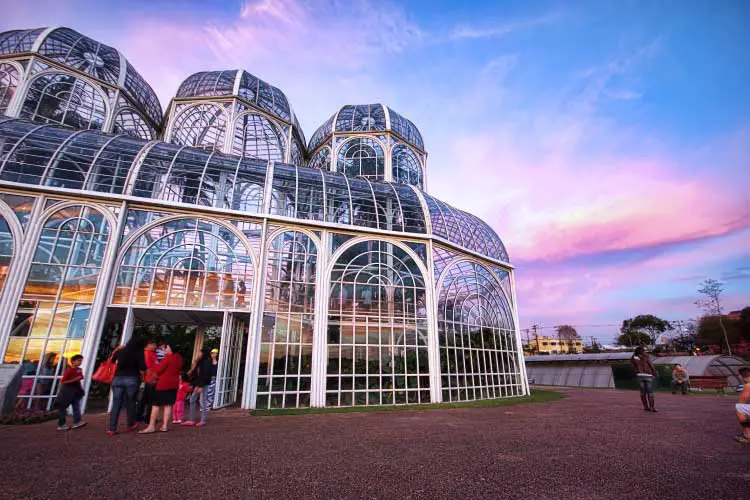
[532,324,540,354]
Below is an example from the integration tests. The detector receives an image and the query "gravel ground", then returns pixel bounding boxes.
[0,388,747,500]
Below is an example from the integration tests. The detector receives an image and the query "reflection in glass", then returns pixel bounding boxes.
[4,205,109,410]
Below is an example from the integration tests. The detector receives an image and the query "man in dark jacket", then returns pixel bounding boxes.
[632,346,658,412]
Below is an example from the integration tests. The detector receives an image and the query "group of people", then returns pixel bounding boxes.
[99,338,219,434]
[630,346,750,444]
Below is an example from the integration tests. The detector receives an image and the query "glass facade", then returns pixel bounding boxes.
[0,25,525,412]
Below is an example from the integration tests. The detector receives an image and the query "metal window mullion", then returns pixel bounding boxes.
[40,129,89,185]
[262,160,275,214]
[83,133,124,189]
[0,123,54,174]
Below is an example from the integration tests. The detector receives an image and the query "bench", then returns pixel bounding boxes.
[689,375,728,395]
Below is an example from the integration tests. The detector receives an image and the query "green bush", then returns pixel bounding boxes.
[0,409,58,425]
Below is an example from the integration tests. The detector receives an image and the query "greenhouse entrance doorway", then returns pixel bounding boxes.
[93,308,249,410]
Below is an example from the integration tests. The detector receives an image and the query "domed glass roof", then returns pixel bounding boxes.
[0,27,162,126]
[176,70,302,135]
[308,104,424,153]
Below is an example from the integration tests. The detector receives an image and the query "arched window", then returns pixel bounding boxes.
[391,144,423,189]
[308,147,331,170]
[3,205,110,411]
[113,218,253,309]
[20,73,107,130]
[112,108,153,140]
[256,231,317,409]
[290,138,303,166]
[0,62,19,115]
[0,212,14,295]
[231,112,285,161]
[327,240,430,406]
[437,259,522,402]
[169,103,226,152]
[336,137,385,181]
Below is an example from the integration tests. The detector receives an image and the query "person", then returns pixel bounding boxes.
[155,341,167,363]
[183,349,213,427]
[631,346,658,412]
[735,367,750,444]
[205,348,219,409]
[109,339,147,435]
[136,339,158,423]
[55,354,87,431]
[140,343,182,434]
[172,372,193,424]
[671,364,689,395]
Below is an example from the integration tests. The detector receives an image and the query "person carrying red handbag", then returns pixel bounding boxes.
[107,338,147,435]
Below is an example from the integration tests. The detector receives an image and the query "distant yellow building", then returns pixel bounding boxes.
[528,336,584,354]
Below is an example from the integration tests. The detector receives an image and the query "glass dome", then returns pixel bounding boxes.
[0,27,162,130]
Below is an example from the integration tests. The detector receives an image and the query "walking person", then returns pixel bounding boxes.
[205,348,219,409]
[632,346,658,412]
[109,338,147,435]
[182,349,213,427]
[140,343,182,434]
[55,354,87,431]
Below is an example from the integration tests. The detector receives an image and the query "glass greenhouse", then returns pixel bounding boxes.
[0,26,527,411]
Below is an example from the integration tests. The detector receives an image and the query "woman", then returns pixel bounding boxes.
[109,338,147,435]
[140,342,182,433]
[182,349,213,427]
[205,348,219,408]
[631,346,658,412]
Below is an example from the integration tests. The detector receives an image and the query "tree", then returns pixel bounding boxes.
[616,330,651,347]
[620,314,673,346]
[555,324,580,353]
[672,319,698,352]
[695,278,732,354]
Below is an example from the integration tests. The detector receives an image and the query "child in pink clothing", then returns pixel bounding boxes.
[172,372,193,424]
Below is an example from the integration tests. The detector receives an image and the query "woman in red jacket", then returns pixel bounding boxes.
[140,342,183,434]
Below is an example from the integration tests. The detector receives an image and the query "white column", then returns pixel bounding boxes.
[425,239,442,403]
[193,326,205,362]
[310,230,330,407]
[509,269,529,396]
[241,219,269,409]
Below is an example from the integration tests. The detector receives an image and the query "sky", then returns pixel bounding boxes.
[2,0,749,343]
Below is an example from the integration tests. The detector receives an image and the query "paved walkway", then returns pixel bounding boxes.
[0,388,747,500]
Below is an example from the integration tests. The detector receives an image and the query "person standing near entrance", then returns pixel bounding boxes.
[205,348,219,409]
[183,349,212,427]
[140,343,182,434]
[632,346,658,412]
[55,354,87,431]
[137,340,158,423]
[109,339,147,435]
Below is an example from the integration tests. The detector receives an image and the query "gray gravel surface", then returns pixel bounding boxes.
[0,388,747,500]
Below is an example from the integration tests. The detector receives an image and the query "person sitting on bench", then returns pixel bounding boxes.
[671,364,689,395]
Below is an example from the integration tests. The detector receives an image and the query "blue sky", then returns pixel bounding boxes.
[3,0,749,342]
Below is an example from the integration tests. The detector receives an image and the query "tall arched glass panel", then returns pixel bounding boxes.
[2,205,110,410]
[256,231,317,409]
[169,103,226,152]
[327,240,430,406]
[336,138,385,181]
[391,144,423,189]
[308,147,330,170]
[112,108,153,140]
[0,62,19,115]
[437,259,522,402]
[231,112,285,161]
[20,73,107,130]
[113,218,253,309]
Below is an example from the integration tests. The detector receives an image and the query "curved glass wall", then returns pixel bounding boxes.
[0,212,13,295]
[231,112,285,162]
[327,240,430,406]
[336,137,385,181]
[256,231,317,409]
[20,73,107,131]
[169,103,227,152]
[437,258,522,402]
[112,108,153,140]
[391,144,423,189]
[113,218,254,309]
[3,204,109,410]
[0,62,19,115]
[308,146,330,170]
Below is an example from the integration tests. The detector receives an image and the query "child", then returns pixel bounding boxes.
[735,367,750,444]
[172,371,193,424]
[56,354,87,431]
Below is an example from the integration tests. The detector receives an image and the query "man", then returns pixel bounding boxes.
[671,364,689,395]
[631,346,658,412]
[735,367,750,444]
[136,339,158,423]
